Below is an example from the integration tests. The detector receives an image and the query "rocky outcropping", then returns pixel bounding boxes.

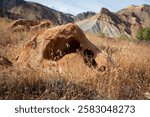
[76,5,150,38]
[10,19,52,32]
[118,4,150,26]
[17,23,108,75]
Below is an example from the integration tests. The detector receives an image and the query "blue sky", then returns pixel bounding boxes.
[25,0,150,15]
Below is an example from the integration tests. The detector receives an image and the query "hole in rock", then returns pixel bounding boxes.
[64,37,82,54]
[84,49,94,58]
[84,58,97,68]
[98,66,106,72]
[43,37,82,61]
[83,49,97,68]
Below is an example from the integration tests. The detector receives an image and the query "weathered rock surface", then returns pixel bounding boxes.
[10,19,52,32]
[17,23,108,75]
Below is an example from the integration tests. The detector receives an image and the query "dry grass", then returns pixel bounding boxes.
[0,18,34,62]
[0,67,99,100]
[86,33,150,99]
[0,18,150,100]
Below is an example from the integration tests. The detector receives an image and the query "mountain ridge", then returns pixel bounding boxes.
[76,4,150,38]
[0,0,74,25]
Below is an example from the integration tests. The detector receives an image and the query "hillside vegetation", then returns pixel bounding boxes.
[136,27,150,41]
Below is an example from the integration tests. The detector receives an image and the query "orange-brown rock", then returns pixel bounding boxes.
[10,19,52,32]
[17,23,108,75]
[31,20,52,31]
[12,25,30,32]
[10,19,40,29]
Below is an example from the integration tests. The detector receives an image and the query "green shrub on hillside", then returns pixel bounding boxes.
[143,28,150,41]
[136,27,150,41]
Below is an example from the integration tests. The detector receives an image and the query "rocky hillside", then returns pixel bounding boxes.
[0,0,74,25]
[118,4,150,26]
[76,4,150,38]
